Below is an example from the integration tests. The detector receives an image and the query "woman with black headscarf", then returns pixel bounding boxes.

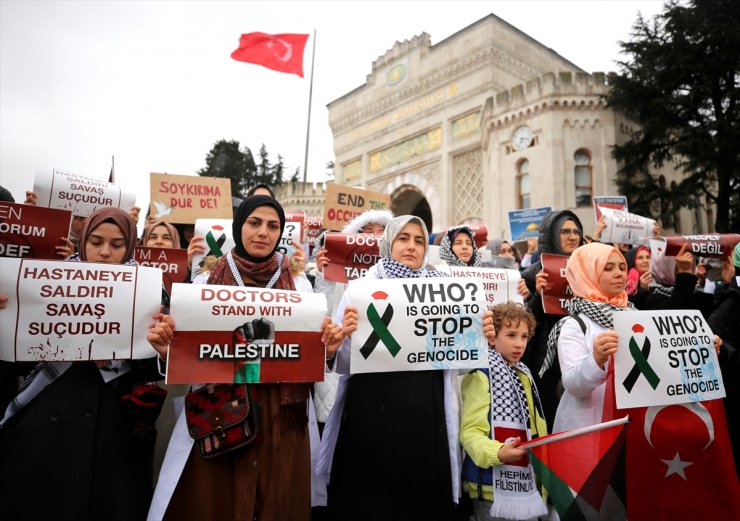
[148,195,343,521]
[0,207,164,521]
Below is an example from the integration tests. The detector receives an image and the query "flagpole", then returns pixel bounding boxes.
[302,29,316,184]
[519,416,630,450]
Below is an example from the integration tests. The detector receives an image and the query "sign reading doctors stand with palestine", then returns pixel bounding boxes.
[613,310,725,409]
[348,278,488,374]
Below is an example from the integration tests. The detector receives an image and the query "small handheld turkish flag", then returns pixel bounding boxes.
[231,32,309,77]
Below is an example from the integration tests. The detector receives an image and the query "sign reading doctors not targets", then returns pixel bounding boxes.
[348,277,489,374]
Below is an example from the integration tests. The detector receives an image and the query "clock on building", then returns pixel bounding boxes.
[511,126,533,151]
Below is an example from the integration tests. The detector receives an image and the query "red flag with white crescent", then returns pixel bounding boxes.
[231,32,309,77]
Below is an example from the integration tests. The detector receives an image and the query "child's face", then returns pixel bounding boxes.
[493,320,529,365]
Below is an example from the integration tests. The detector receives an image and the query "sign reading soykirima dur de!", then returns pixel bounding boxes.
[348,278,488,374]
[613,310,725,409]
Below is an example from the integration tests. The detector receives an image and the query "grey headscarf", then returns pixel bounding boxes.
[377,215,442,279]
[438,226,482,267]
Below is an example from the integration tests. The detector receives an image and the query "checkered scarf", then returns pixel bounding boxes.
[487,349,547,519]
[540,296,634,377]
[377,258,444,279]
[0,362,72,427]
[438,226,482,267]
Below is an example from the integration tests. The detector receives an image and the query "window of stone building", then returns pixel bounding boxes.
[517,159,531,209]
[574,149,592,207]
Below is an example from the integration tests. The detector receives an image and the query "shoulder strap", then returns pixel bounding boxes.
[571,312,587,334]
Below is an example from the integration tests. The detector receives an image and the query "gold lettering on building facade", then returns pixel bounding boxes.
[369,127,442,172]
[451,111,481,141]
[351,84,458,141]
[342,159,362,182]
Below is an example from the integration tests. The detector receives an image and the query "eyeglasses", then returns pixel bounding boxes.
[560,228,582,237]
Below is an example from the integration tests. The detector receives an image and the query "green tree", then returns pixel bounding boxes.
[606,0,740,232]
[197,139,256,198]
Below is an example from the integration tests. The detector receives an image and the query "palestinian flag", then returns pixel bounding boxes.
[522,417,628,520]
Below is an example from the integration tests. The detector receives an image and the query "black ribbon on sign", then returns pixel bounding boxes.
[200,233,227,267]
[359,303,399,359]
[623,336,661,392]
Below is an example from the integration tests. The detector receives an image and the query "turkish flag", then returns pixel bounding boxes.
[626,399,740,520]
[230,32,309,77]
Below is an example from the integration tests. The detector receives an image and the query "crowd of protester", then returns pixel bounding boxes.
[0,181,738,521]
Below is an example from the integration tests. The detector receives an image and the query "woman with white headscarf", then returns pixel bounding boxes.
[317,215,462,521]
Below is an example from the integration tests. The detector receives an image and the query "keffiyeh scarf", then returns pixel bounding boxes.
[438,227,482,267]
[487,349,547,519]
[377,257,445,279]
[540,297,634,377]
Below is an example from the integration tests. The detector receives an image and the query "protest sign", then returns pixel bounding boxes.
[663,234,740,259]
[149,173,232,224]
[592,195,628,223]
[277,213,304,258]
[614,310,724,409]
[348,277,488,374]
[597,207,656,245]
[435,265,523,306]
[508,206,551,242]
[322,184,390,232]
[33,168,136,217]
[191,219,235,281]
[135,247,189,294]
[540,253,571,315]
[306,215,324,255]
[166,283,328,384]
[0,258,161,361]
[0,202,72,259]
[323,233,382,283]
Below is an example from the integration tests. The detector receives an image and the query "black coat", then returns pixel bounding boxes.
[0,360,161,520]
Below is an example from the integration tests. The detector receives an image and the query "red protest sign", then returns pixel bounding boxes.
[664,234,740,259]
[134,247,189,294]
[592,195,628,222]
[323,233,382,283]
[540,253,571,315]
[0,202,72,259]
[306,215,324,255]
[166,284,328,384]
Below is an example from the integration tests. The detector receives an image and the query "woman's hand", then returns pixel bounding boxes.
[639,270,653,290]
[535,270,549,294]
[593,331,619,369]
[497,437,527,464]
[591,216,607,242]
[342,305,358,338]
[482,310,496,346]
[147,313,175,360]
[23,191,37,206]
[187,236,206,268]
[321,316,344,360]
[0,294,8,310]
[675,243,695,274]
[714,335,723,356]
[316,247,330,270]
[721,255,735,284]
[55,237,75,259]
[128,206,141,225]
[517,278,530,299]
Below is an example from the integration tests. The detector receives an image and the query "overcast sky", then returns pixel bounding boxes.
[0,0,666,206]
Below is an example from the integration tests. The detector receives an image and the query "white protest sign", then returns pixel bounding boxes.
[33,168,136,217]
[348,277,488,374]
[166,283,328,384]
[435,265,523,306]
[597,207,656,245]
[277,218,302,258]
[0,258,161,361]
[614,310,724,409]
[191,219,235,280]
